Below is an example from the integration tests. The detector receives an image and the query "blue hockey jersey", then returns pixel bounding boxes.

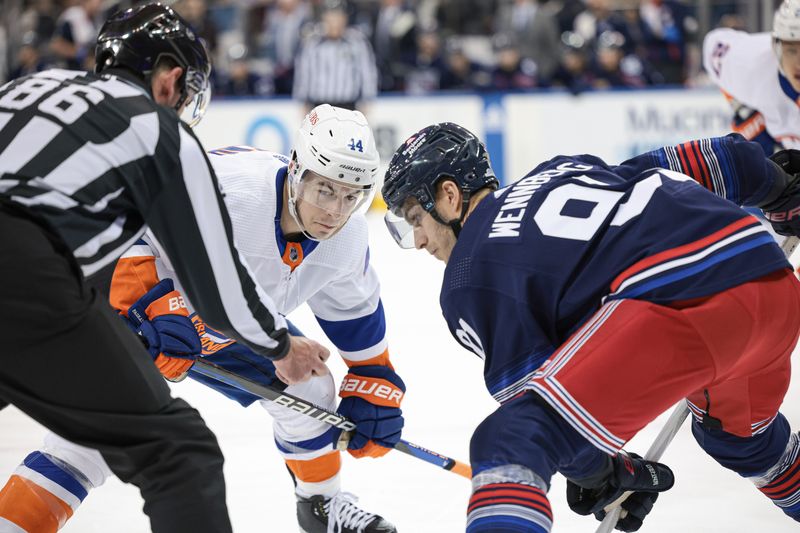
[440,134,791,403]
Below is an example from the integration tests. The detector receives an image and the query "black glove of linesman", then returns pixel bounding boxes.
[566,451,674,532]
[762,149,800,237]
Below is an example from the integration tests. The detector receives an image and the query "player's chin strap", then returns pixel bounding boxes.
[429,189,474,238]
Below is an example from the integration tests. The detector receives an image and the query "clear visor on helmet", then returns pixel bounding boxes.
[180,67,211,128]
[296,171,372,219]
[384,210,416,249]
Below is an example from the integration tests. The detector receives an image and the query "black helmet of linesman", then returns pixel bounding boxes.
[382,122,498,247]
[95,2,211,127]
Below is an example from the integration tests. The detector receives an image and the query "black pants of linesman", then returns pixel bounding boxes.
[0,205,233,533]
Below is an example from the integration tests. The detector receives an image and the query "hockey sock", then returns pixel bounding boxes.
[0,452,91,532]
[466,482,553,533]
[285,450,342,498]
[756,432,800,520]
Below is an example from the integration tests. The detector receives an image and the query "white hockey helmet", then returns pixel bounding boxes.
[287,104,380,239]
[774,0,800,41]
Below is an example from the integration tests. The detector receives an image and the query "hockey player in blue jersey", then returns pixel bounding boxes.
[382,123,800,532]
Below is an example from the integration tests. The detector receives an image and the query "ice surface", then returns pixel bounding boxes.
[1,212,798,532]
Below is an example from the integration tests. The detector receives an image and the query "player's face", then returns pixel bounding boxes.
[404,202,457,263]
[295,172,367,239]
[780,40,800,91]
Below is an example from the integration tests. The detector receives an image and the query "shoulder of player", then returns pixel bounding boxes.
[703,29,774,80]
[209,149,287,192]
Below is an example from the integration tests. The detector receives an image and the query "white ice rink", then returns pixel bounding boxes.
[2,212,799,532]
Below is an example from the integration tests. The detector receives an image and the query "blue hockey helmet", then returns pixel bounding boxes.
[95,2,211,126]
[381,122,498,247]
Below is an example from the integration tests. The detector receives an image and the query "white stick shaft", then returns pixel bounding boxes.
[595,401,690,533]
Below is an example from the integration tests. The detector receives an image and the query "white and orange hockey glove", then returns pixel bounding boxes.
[124,279,201,382]
[335,365,405,458]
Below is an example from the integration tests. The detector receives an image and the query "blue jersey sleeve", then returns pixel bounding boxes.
[441,259,555,403]
[613,133,779,207]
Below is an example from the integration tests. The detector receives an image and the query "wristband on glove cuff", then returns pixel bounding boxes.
[339,373,404,407]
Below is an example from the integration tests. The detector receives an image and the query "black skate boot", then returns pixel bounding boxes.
[296,492,397,533]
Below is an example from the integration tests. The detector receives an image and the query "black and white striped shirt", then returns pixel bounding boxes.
[293,28,378,105]
[0,68,289,359]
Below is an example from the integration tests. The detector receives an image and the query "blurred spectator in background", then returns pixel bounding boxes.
[638,0,693,84]
[49,0,102,71]
[437,0,498,36]
[293,1,377,112]
[20,0,57,51]
[489,33,537,91]
[550,31,594,93]
[717,13,746,31]
[440,39,490,91]
[174,0,219,62]
[370,0,416,92]
[9,33,48,80]
[573,0,633,53]
[590,30,653,89]
[217,44,272,97]
[261,0,311,95]
[552,0,586,34]
[495,0,561,82]
[402,27,446,94]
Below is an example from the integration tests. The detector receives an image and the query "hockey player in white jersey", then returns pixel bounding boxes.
[704,0,800,153]
[0,105,402,533]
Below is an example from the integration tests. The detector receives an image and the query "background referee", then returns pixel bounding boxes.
[293,0,378,112]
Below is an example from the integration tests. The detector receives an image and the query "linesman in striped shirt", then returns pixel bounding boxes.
[0,4,328,532]
[293,1,378,112]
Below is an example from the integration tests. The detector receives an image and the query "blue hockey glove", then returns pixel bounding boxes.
[334,365,405,458]
[762,150,800,237]
[566,451,674,532]
[125,279,201,381]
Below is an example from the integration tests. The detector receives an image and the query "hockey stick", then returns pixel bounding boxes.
[596,234,800,533]
[594,401,689,533]
[191,358,472,479]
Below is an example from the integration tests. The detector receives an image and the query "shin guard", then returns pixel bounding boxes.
[0,452,90,532]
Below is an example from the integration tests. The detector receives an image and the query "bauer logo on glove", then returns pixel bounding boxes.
[334,365,405,459]
[340,375,404,407]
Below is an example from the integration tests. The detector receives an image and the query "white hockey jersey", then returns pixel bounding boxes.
[703,28,800,149]
[116,146,388,365]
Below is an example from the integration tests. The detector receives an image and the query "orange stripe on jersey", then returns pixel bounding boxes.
[0,475,73,532]
[285,451,341,483]
[109,255,159,314]
[342,349,393,370]
[282,242,304,272]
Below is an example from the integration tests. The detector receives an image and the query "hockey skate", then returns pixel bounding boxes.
[296,492,397,533]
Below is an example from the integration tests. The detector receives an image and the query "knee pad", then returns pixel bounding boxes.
[470,392,608,483]
[692,414,791,477]
[261,373,337,456]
